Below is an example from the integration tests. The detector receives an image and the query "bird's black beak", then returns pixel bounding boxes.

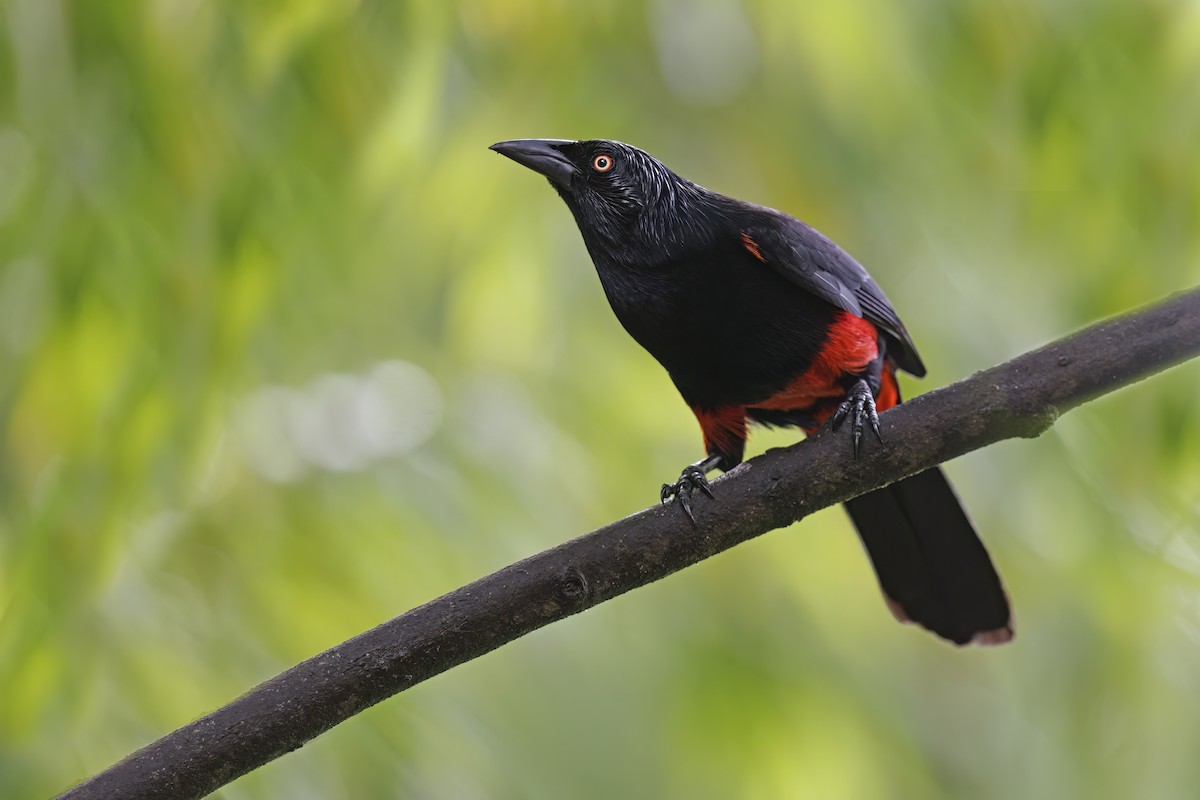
[490,139,578,188]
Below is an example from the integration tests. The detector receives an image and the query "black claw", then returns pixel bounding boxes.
[831,401,850,431]
[833,379,881,459]
[660,464,715,525]
[679,492,695,524]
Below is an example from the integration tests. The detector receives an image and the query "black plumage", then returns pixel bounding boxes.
[492,137,1012,646]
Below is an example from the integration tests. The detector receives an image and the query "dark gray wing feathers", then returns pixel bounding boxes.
[749,212,927,377]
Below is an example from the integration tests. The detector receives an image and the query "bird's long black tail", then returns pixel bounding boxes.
[844,467,1013,645]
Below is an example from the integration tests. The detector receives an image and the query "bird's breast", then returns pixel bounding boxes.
[591,255,833,407]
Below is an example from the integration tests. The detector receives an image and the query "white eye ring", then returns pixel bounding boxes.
[592,154,614,172]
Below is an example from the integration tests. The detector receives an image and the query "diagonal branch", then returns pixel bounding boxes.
[59,288,1200,800]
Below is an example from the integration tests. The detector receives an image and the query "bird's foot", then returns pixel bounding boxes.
[661,463,716,525]
[831,378,881,458]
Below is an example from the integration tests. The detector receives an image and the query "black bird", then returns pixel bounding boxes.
[491,137,1012,646]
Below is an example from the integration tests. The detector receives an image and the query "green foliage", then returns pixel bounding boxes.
[2,1,1199,797]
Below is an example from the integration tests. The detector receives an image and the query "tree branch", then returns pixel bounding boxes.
[59,288,1200,800]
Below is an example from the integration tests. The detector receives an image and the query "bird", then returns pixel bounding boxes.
[490,137,1013,646]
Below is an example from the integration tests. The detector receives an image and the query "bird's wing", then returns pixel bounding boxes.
[741,212,926,377]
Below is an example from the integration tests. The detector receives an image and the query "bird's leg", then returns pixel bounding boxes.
[831,378,881,458]
[660,454,722,525]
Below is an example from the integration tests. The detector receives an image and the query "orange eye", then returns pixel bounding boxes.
[592,154,614,172]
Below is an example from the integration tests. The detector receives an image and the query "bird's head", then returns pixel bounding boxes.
[489,138,709,264]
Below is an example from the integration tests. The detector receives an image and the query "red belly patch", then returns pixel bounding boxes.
[693,405,748,458]
[754,312,880,411]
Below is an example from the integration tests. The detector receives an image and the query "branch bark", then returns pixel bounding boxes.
[60,288,1200,800]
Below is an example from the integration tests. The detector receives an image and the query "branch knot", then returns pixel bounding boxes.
[557,565,591,609]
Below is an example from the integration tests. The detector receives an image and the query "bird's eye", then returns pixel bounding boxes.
[592,154,614,173]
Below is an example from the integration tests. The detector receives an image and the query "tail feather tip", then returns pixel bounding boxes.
[971,625,1015,646]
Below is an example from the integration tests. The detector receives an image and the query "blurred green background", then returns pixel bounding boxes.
[3,0,1200,797]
